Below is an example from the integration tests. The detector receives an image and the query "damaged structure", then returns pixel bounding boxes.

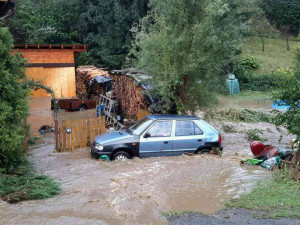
[76,67,154,120]
[110,69,152,120]
[76,66,111,102]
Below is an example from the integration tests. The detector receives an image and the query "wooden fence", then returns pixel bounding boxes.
[137,108,151,121]
[58,117,106,152]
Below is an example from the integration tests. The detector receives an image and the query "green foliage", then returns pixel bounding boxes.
[28,136,40,145]
[234,56,296,91]
[240,57,260,70]
[78,0,149,68]
[0,171,61,203]
[0,27,30,173]
[245,128,268,142]
[132,0,256,112]
[222,124,237,133]
[204,108,273,123]
[272,52,300,140]
[261,0,300,36]
[3,0,81,44]
[228,170,300,218]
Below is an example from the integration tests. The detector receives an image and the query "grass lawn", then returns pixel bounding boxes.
[218,91,272,101]
[240,36,300,74]
[227,171,300,218]
[0,164,61,203]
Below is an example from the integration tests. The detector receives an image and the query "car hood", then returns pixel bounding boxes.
[94,130,133,145]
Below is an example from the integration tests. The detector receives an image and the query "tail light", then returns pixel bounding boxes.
[218,134,222,144]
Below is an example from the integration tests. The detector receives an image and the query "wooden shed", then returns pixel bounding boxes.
[14,44,86,98]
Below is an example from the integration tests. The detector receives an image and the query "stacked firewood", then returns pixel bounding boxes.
[110,73,148,120]
[76,66,109,97]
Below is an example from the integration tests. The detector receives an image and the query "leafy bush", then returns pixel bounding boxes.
[222,124,237,133]
[240,57,260,70]
[204,108,273,123]
[272,53,300,140]
[235,59,295,91]
[0,28,30,173]
[0,173,61,203]
[245,128,268,142]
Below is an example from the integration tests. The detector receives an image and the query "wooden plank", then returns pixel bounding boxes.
[84,119,88,147]
[66,120,71,151]
[75,120,79,148]
[80,119,84,148]
[71,120,75,151]
[62,121,66,152]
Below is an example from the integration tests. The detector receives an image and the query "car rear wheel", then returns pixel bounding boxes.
[112,151,131,161]
[196,148,211,154]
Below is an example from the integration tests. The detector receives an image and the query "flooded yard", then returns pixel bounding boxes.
[2,96,293,224]
[0,136,270,225]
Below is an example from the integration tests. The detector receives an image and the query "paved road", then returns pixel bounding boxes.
[168,209,300,225]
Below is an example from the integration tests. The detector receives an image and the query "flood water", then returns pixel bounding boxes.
[218,96,273,110]
[1,97,274,224]
[0,137,271,225]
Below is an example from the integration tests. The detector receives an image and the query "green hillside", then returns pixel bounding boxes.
[240,36,300,74]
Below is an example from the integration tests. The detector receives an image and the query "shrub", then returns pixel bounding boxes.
[0,28,30,173]
[245,129,268,142]
[240,56,260,70]
[204,108,273,123]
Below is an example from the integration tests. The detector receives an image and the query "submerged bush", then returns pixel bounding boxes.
[245,128,268,142]
[204,108,273,123]
[0,173,61,203]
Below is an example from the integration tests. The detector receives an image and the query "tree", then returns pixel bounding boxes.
[272,50,300,140]
[78,0,149,68]
[248,8,279,52]
[131,0,256,112]
[3,0,81,44]
[261,0,300,37]
[0,27,30,172]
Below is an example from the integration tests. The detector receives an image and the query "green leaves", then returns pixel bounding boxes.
[0,28,30,173]
[132,0,255,112]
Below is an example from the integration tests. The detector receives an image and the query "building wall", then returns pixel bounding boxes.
[26,67,76,98]
[16,49,77,98]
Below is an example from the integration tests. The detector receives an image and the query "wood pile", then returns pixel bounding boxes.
[110,73,149,120]
[76,66,110,97]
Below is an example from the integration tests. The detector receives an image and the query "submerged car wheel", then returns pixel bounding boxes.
[113,151,130,161]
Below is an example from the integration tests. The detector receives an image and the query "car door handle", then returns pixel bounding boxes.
[164,141,169,144]
[198,139,202,142]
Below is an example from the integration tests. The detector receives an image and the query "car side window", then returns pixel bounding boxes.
[146,121,172,137]
[194,123,204,135]
[176,121,204,136]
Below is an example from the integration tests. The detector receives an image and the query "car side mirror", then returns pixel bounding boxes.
[144,132,151,138]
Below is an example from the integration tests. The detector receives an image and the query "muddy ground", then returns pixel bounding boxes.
[0,97,295,224]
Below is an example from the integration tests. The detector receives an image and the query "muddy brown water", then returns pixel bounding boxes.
[0,135,271,225]
[2,97,278,224]
[218,96,273,110]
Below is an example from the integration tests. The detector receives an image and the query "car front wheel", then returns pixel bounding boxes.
[112,151,131,161]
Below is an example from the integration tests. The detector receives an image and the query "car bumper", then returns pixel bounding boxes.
[90,146,112,158]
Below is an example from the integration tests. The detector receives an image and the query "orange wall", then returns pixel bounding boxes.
[16,49,77,98]
[26,67,76,98]
[20,49,75,64]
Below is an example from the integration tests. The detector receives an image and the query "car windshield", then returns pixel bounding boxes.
[128,117,153,135]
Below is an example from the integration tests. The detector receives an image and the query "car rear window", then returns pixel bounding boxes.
[175,121,203,136]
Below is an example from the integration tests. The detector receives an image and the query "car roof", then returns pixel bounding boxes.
[147,114,200,120]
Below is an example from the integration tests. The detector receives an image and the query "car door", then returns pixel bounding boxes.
[139,120,173,158]
[172,120,205,156]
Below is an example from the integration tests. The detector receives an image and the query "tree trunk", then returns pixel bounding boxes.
[260,35,265,52]
[286,36,290,51]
